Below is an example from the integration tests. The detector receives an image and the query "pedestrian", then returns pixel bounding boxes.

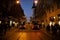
[3,21,8,34]
[46,24,50,32]
[54,23,59,34]
[0,23,3,33]
[39,24,42,29]
[51,25,55,34]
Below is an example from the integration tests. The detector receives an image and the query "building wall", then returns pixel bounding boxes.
[0,0,25,18]
[0,0,25,23]
[45,1,60,26]
[34,0,60,27]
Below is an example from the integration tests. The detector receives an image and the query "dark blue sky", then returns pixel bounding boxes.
[20,0,33,21]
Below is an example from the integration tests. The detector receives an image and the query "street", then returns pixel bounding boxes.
[0,28,55,40]
[0,0,60,40]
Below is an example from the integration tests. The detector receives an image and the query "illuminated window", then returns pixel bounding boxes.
[10,21,13,26]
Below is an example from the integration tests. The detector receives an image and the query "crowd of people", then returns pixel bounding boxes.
[0,21,14,35]
[46,23,60,35]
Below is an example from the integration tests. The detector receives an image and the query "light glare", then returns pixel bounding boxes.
[34,0,38,4]
[16,1,20,4]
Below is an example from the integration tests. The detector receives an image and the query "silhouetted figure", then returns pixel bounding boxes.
[58,25,60,35]
[54,24,59,34]
[38,24,42,30]
[2,21,8,34]
[8,23,11,31]
[51,25,57,35]
[0,24,3,33]
[46,25,50,32]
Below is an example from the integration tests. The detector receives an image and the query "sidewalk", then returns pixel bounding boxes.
[2,28,18,40]
[41,29,52,37]
[6,28,17,34]
[40,29,59,40]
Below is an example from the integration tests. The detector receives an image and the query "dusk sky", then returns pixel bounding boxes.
[20,0,33,21]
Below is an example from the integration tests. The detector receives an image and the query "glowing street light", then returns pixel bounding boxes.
[16,0,20,4]
[34,0,38,6]
[34,0,38,4]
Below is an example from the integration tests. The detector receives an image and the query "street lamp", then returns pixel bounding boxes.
[34,0,38,6]
[16,0,20,4]
[34,0,38,4]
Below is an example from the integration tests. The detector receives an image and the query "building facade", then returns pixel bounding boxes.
[33,0,60,27]
[0,0,25,21]
[0,0,25,27]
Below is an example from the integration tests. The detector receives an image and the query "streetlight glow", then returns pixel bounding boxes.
[34,0,38,4]
[16,0,20,4]
[34,0,38,6]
